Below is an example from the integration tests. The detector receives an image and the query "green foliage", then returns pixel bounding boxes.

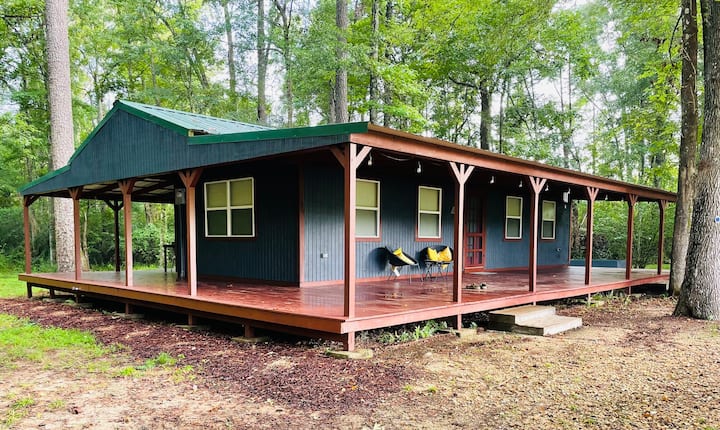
[377,319,446,344]
[132,223,162,266]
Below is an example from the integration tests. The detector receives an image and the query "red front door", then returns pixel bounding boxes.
[464,194,485,268]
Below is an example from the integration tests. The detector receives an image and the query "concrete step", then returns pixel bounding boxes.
[488,305,556,325]
[488,306,583,336]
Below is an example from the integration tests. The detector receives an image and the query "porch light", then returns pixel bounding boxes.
[490,175,495,184]
[519,180,523,188]
[367,153,373,166]
[545,184,549,192]
[416,161,422,174]
[604,194,608,200]
[174,188,186,205]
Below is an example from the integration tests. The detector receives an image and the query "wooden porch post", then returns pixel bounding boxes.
[657,200,668,275]
[625,194,638,280]
[450,162,474,307]
[584,187,599,285]
[528,177,547,292]
[69,187,83,280]
[331,144,370,321]
[179,169,203,296]
[104,200,123,272]
[23,196,38,275]
[119,180,135,286]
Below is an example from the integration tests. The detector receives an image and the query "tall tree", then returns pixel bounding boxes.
[257,0,268,123]
[221,0,239,109]
[45,0,75,272]
[333,0,348,123]
[669,0,698,295]
[675,0,720,318]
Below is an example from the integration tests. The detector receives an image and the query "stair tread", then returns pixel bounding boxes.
[489,305,556,324]
[521,314,582,328]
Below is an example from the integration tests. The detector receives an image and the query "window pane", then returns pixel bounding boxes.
[207,210,227,235]
[230,179,253,206]
[542,220,555,239]
[231,208,253,235]
[206,182,227,208]
[542,201,555,221]
[506,197,521,217]
[356,209,378,236]
[419,187,440,212]
[506,218,521,239]
[419,213,440,237]
[356,180,378,208]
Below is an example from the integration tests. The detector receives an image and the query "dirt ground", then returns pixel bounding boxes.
[1,294,719,429]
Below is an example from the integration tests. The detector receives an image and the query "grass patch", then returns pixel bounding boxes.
[3,396,35,427]
[0,314,106,368]
[0,272,26,299]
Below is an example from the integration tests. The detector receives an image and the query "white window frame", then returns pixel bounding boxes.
[356,179,380,238]
[418,186,442,239]
[541,200,556,240]
[204,177,255,238]
[505,196,523,240]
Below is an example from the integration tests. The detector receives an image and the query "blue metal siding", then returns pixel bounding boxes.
[484,189,570,269]
[303,163,454,282]
[196,166,298,282]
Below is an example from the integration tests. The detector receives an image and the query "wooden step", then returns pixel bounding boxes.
[488,305,582,336]
[488,305,556,325]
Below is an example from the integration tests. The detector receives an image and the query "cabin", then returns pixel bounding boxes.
[19,101,675,350]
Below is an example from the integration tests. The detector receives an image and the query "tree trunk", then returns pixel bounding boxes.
[675,0,720,319]
[479,84,491,150]
[257,0,268,124]
[368,0,380,124]
[670,0,698,295]
[273,0,295,126]
[382,0,394,127]
[45,0,75,273]
[222,0,238,109]
[334,0,349,123]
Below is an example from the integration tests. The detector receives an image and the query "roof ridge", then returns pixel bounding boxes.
[116,100,272,134]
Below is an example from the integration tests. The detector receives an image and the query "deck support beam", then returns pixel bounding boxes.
[103,200,123,272]
[527,177,547,292]
[344,332,355,352]
[179,169,203,296]
[331,144,370,323]
[584,187,599,285]
[625,194,638,280]
[23,196,38,275]
[119,180,135,286]
[69,187,83,280]
[657,200,668,275]
[450,162,474,303]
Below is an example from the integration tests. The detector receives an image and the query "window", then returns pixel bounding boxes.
[505,196,523,239]
[356,179,380,238]
[205,178,254,237]
[418,186,442,238]
[541,200,556,240]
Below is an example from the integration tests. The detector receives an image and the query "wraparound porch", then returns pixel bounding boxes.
[19,266,668,350]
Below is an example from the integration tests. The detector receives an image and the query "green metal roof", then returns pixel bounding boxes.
[118,100,271,135]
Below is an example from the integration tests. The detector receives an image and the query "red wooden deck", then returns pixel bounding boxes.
[19,267,668,344]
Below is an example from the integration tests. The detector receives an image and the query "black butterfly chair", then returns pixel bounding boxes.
[420,246,453,281]
[385,247,419,281]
